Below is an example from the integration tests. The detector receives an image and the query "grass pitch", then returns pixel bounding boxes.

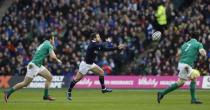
[0,89,210,110]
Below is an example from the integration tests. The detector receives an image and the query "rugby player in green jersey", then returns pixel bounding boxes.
[157,33,207,104]
[4,35,62,102]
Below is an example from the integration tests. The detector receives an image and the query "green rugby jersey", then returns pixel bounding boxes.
[31,40,53,67]
[179,39,203,67]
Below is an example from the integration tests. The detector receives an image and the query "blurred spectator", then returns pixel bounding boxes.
[0,0,209,76]
[154,1,167,32]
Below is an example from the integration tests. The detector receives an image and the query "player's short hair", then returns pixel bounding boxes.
[46,35,54,40]
[90,32,98,40]
[46,32,55,40]
[191,31,199,39]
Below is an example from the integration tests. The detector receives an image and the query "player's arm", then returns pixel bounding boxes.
[199,48,207,57]
[176,49,181,60]
[49,50,62,64]
[98,43,117,51]
[198,42,207,58]
[97,42,125,51]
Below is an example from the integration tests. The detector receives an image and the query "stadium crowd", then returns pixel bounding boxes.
[0,0,210,76]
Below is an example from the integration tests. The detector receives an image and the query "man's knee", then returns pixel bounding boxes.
[47,75,53,82]
[22,81,30,87]
[73,72,82,82]
[99,70,104,76]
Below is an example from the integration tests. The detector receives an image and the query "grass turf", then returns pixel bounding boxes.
[0,89,210,110]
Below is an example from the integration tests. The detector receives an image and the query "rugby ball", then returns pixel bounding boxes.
[152,31,161,40]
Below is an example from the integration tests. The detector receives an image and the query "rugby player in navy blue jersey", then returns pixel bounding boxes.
[67,33,125,101]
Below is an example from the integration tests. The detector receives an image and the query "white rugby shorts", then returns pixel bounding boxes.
[78,61,97,75]
[178,63,193,80]
[26,62,46,78]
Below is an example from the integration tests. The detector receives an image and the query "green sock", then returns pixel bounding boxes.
[8,88,15,95]
[190,81,196,101]
[44,89,49,97]
[161,83,180,95]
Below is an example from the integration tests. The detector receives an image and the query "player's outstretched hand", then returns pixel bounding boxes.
[118,44,126,50]
[57,59,62,64]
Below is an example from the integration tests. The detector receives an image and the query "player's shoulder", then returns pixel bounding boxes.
[42,40,49,44]
[89,40,98,46]
[45,40,52,45]
[86,40,96,49]
[191,39,202,45]
[43,40,53,48]
[187,39,199,45]
[190,39,203,49]
[181,41,187,47]
[190,38,199,43]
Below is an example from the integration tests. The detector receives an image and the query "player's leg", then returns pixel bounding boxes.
[190,79,202,104]
[90,64,112,93]
[67,61,87,100]
[68,71,84,92]
[185,65,202,104]
[157,63,188,103]
[38,67,55,101]
[4,63,38,102]
[67,71,84,100]
[157,78,185,103]
[90,65,105,89]
[158,78,185,99]
[4,76,33,102]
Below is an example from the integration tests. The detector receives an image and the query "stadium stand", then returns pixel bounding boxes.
[0,0,209,76]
